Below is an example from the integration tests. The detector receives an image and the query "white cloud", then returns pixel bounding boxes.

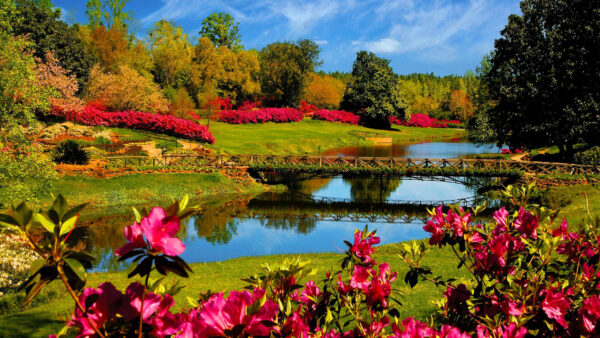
[355,0,498,57]
[268,1,341,36]
[315,40,328,46]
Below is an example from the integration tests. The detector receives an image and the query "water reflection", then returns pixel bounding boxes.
[322,140,499,158]
[86,175,497,271]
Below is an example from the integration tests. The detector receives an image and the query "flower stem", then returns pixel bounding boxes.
[138,273,151,338]
[57,265,106,338]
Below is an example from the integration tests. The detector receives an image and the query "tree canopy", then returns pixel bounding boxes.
[485,0,600,154]
[341,51,408,129]
[86,0,132,31]
[199,12,242,51]
[259,40,321,107]
[12,0,95,88]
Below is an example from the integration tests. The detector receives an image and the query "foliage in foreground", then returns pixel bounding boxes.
[4,183,599,336]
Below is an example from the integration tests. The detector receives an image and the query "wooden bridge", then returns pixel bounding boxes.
[107,154,599,176]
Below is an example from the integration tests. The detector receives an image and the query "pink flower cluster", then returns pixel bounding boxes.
[390,114,462,128]
[501,148,524,154]
[116,207,185,257]
[219,108,303,124]
[312,110,361,125]
[422,204,600,336]
[49,105,215,144]
[299,100,318,115]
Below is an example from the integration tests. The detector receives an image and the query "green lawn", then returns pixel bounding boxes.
[0,243,466,337]
[206,119,466,155]
[42,172,270,217]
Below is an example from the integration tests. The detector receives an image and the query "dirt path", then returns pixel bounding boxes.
[140,141,163,158]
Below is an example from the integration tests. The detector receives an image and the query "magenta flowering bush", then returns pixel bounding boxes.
[219,108,303,124]
[312,110,361,125]
[48,105,215,144]
[389,114,462,128]
[402,183,600,337]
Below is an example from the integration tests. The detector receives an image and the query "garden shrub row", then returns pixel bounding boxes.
[218,108,303,124]
[389,113,462,128]
[311,109,361,125]
[49,106,215,144]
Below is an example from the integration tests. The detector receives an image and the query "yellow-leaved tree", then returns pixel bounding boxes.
[84,65,169,113]
[303,73,345,109]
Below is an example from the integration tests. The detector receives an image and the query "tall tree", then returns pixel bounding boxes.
[259,40,321,107]
[485,0,600,154]
[341,51,408,129]
[85,0,132,30]
[149,20,193,88]
[199,12,242,51]
[12,0,95,88]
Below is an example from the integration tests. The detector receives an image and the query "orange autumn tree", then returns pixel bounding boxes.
[448,89,474,121]
[35,51,84,113]
[303,73,345,109]
[84,65,169,114]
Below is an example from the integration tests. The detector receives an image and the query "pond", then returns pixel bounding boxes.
[88,140,501,272]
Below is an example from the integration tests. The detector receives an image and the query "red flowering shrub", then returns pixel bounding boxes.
[390,113,462,128]
[49,105,214,144]
[219,108,303,124]
[312,109,361,125]
[299,100,318,115]
[402,183,600,336]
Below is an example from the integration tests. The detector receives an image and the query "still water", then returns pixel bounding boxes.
[89,141,500,271]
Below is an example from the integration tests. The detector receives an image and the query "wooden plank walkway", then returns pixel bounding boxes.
[106,154,599,176]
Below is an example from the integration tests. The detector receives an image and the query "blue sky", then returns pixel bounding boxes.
[53,0,522,76]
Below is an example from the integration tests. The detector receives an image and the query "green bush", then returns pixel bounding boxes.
[52,140,90,165]
[574,146,600,165]
[94,136,111,146]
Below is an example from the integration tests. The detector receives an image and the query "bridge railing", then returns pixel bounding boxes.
[106,154,599,175]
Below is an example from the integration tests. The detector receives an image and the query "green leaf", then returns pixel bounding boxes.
[62,204,87,223]
[33,213,55,233]
[29,259,46,275]
[59,215,78,237]
[65,258,86,282]
[132,207,141,223]
[179,194,189,213]
[0,214,20,227]
[13,202,33,227]
[52,194,68,218]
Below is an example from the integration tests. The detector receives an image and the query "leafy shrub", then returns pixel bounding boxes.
[52,140,90,165]
[312,109,360,125]
[575,146,600,165]
[219,107,303,124]
[403,183,600,336]
[0,234,39,296]
[49,105,215,144]
[390,113,462,128]
[93,136,111,145]
[84,65,170,114]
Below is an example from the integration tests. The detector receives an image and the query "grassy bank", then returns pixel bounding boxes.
[207,119,466,155]
[0,243,466,337]
[540,184,600,224]
[40,172,271,215]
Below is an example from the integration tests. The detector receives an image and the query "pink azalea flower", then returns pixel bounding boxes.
[500,298,524,316]
[195,288,278,337]
[514,208,539,239]
[423,219,444,246]
[281,312,310,338]
[68,283,123,338]
[439,325,470,338]
[552,218,569,238]
[392,317,436,337]
[121,282,162,321]
[350,265,372,290]
[116,207,185,257]
[350,231,380,265]
[493,207,509,230]
[541,288,571,328]
[581,295,600,333]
